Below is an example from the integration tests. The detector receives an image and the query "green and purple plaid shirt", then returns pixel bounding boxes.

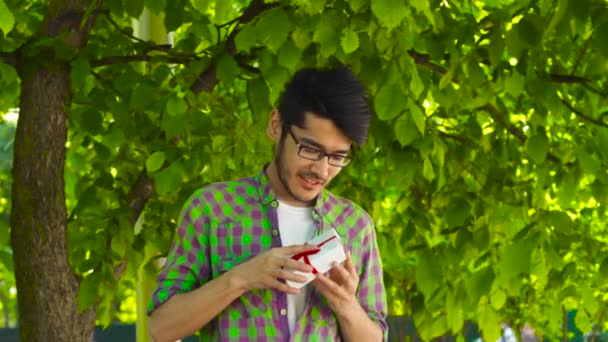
[148,168,388,341]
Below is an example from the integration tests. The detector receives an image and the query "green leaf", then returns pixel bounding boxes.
[71,58,95,97]
[166,96,188,116]
[256,8,291,53]
[408,99,426,135]
[349,0,368,12]
[530,247,548,290]
[466,266,494,305]
[145,0,166,14]
[557,174,577,208]
[416,250,441,299]
[410,0,436,28]
[77,272,102,312]
[0,250,13,273]
[374,83,407,121]
[526,132,548,164]
[216,54,240,84]
[446,289,464,333]
[165,0,185,32]
[505,71,524,98]
[124,0,144,18]
[371,0,407,31]
[312,10,341,57]
[478,301,501,342]
[499,240,534,281]
[191,0,209,15]
[341,28,359,54]
[161,110,188,137]
[234,24,258,53]
[111,236,127,259]
[395,114,419,147]
[80,108,104,136]
[409,67,425,99]
[578,152,601,175]
[581,285,598,316]
[129,83,155,112]
[423,155,435,182]
[0,0,15,36]
[445,197,471,228]
[146,152,166,173]
[154,161,183,195]
[593,21,608,56]
[490,288,507,310]
[247,78,271,117]
[277,40,303,70]
[574,309,592,335]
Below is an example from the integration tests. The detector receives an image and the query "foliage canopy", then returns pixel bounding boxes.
[0,0,607,340]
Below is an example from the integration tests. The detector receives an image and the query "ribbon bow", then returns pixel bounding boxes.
[291,235,337,274]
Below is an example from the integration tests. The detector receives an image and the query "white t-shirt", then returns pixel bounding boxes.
[277,200,316,333]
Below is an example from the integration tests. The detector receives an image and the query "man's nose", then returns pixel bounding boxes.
[310,156,331,178]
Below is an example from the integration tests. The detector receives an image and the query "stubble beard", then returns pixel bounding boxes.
[276,141,324,204]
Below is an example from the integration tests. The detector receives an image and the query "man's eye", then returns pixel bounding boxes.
[301,146,320,154]
[331,155,347,161]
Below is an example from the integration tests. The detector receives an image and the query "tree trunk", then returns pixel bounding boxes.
[9,0,96,340]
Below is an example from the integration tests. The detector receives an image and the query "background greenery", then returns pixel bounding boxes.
[1,0,607,341]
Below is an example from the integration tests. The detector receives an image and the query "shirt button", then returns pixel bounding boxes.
[272,229,279,236]
[271,201,278,208]
[280,308,287,316]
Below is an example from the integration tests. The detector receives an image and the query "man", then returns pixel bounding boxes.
[147,67,388,341]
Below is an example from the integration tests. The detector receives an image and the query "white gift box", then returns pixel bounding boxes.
[286,228,346,289]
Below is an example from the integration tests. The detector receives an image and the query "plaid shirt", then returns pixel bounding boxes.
[148,168,388,341]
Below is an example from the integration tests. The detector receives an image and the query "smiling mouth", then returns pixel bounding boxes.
[300,175,322,187]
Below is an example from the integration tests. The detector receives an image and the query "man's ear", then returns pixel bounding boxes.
[267,109,282,142]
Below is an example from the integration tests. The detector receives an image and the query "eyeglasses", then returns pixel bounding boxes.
[286,127,352,167]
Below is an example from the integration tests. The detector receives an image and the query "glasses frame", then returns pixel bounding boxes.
[286,126,352,167]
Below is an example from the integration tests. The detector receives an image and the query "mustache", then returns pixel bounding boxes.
[298,171,327,184]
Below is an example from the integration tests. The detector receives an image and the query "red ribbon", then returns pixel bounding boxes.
[291,235,337,274]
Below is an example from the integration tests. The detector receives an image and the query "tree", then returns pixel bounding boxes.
[0,0,607,341]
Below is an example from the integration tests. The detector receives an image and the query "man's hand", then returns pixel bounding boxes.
[311,250,360,317]
[228,245,319,295]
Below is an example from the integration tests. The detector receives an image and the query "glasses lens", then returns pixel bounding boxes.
[329,155,351,167]
[299,146,323,160]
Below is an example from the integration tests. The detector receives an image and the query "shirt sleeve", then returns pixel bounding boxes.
[354,214,389,341]
[147,192,210,315]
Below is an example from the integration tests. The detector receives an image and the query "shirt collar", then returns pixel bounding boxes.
[254,166,332,216]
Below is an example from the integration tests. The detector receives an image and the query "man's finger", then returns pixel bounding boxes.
[282,258,314,273]
[278,244,321,255]
[345,250,358,279]
[316,272,342,294]
[271,279,301,295]
[276,269,310,284]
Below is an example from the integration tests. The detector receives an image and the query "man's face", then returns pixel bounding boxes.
[273,112,352,205]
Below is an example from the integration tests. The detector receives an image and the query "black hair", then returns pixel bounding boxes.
[277,67,372,145]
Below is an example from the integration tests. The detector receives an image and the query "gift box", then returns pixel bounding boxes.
[287,228,346,289]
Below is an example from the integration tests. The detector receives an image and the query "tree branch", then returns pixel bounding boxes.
[571,35,592,75]
[480,103,527,143]
[127,171,155,226]
[81,0,104,38]
[91,53,193,67]
[100,10,147,43]
[408,50,448,74]
[549,73,590,84]
[0,51,18,68]
[406,49,571,164]
[190,0,274,94]
[561,99,608,129]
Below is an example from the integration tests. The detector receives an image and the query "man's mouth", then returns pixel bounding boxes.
[299,174,324,188]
